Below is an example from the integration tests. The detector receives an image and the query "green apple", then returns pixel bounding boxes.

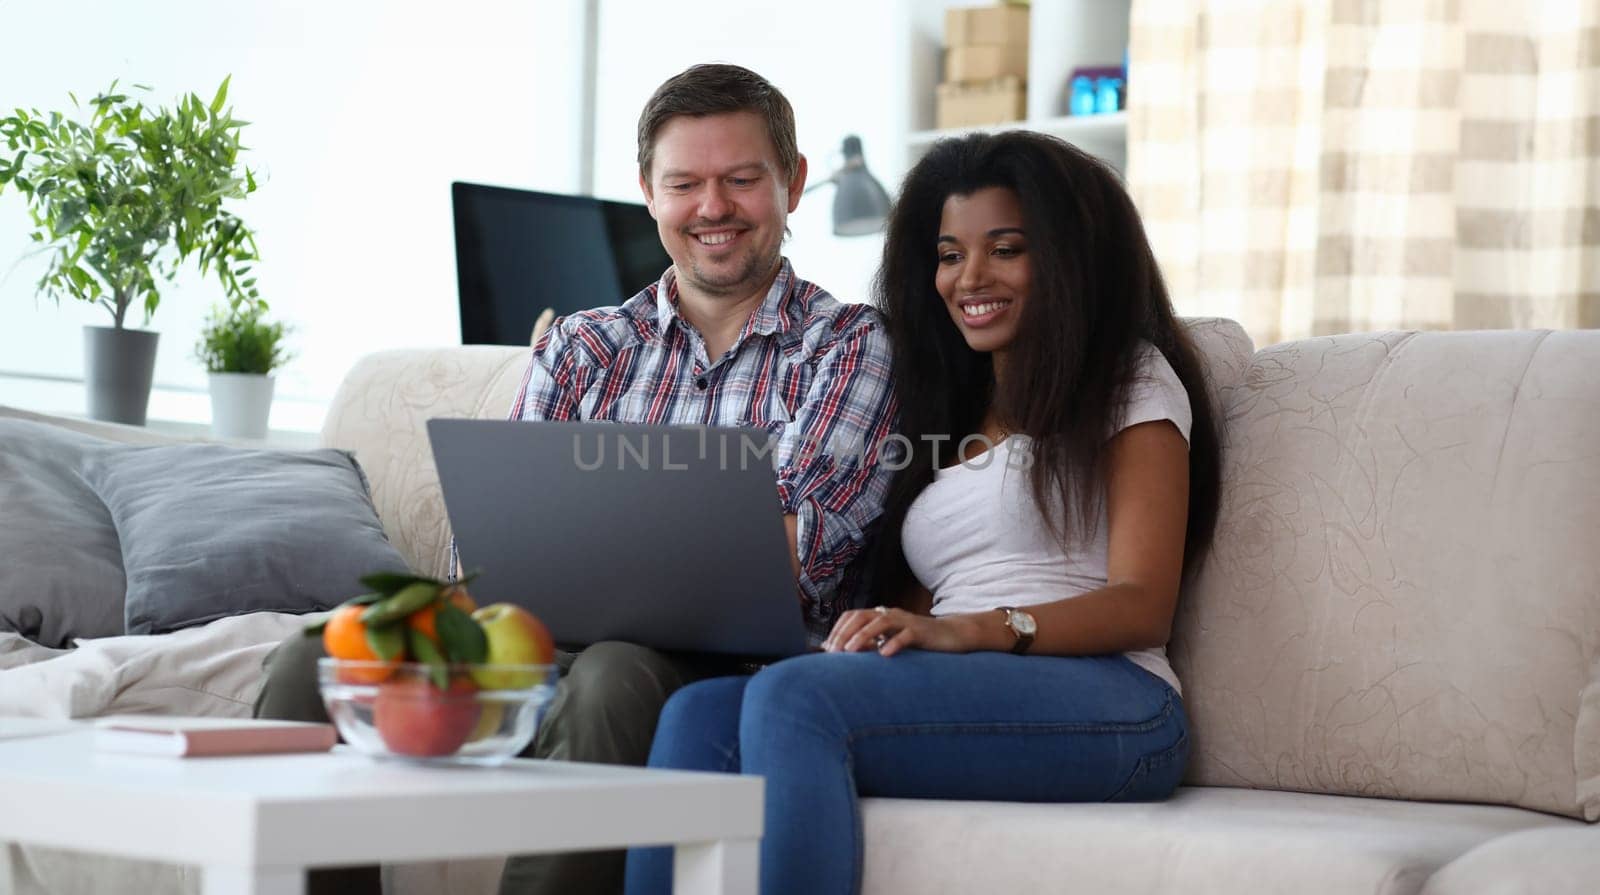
[470,603,555,689]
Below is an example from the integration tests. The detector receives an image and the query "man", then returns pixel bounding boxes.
[254,63,898,895]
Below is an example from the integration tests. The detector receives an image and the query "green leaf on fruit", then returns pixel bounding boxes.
[365,622,406,661]
[360,582,439,627]
[341,592,384,607]
[358,570,439,595]
[408,628,450,690]
[301,619,327,637]
[436,603,488,664]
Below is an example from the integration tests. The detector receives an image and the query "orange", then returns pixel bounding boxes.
[406,586,479,645]
[323,604,398,683]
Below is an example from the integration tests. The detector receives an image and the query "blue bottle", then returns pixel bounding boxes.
[1096,77,1124,114]
[1070,76,1097,116]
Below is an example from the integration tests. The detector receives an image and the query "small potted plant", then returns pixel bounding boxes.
[0,78,259,425]
[195,303,291,440]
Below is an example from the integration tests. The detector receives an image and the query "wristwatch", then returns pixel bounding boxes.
[998,606,1037,655]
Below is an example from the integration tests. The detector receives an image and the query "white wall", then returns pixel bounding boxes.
[0,0,583,422]
[591,0,908,307]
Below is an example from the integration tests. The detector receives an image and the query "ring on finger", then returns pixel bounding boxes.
[874,633,888,648]
[873,605,888,616]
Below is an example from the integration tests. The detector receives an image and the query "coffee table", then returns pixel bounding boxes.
[0,726,761,895]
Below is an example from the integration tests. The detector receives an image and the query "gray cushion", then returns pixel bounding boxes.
[82,443,409,635]
[0,420,127,647]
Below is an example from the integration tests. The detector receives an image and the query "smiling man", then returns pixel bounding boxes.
[253,64,899,895]
[489,63,899,895]
[506,63,897,639]
[644,108,800,357]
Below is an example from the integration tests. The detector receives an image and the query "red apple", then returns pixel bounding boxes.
[470,604,555,689]
[373,677,481,757]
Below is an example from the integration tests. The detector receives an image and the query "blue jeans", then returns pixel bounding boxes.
[623,651,1188,895]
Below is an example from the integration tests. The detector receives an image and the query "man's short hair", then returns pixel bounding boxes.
[636,63,800,185]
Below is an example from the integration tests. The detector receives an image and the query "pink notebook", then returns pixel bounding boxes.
[93,716,338,757]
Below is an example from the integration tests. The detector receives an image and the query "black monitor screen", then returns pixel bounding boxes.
[452,182,673,345]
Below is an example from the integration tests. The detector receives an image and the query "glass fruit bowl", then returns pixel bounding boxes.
[318,659,559,766]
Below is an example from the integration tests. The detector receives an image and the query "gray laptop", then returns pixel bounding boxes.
[427,419,808,659]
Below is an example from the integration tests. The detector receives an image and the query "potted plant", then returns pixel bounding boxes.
[195,303,291,440]
[0,78,260,425]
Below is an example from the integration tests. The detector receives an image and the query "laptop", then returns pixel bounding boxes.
[427,419,809,659]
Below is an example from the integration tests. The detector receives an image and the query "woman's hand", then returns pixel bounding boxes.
[822,606,983,656]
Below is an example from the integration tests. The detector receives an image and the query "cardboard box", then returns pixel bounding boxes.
[945,5,1030,48]
[946,45,1029,83]
[936,77,1027,129]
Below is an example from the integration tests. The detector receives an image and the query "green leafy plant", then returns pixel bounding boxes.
[195,303,291,375]
[0,77,260,329]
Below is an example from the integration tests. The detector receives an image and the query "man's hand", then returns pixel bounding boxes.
[821,606,988,657]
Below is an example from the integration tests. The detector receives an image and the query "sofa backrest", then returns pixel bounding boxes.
[321,317,1256,580]
[1173,329,1600,821]
[0,405,198,446]
[321,346,528,579]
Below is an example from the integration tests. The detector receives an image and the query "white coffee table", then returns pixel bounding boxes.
[0,726,761,895]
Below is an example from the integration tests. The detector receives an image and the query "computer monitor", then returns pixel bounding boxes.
[452,182,673,346]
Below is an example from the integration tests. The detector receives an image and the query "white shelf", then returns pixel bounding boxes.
[907,111,1127,148]
[901,0,1132,171]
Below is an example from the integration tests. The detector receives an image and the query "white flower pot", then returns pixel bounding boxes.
[208,372,276,440]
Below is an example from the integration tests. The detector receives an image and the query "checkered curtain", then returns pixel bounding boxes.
[1127,0,1600,346]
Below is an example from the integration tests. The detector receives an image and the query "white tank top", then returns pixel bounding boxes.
[900,343,1192,693]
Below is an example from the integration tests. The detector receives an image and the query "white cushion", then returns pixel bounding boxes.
[861,786,1577,895]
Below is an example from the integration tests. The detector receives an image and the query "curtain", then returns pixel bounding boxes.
[1128,0,1600,346]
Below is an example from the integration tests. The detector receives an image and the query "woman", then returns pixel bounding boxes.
[625,131,1221,895]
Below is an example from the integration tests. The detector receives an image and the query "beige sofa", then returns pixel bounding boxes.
[318,319,1600,894]
[4,319,1597,893]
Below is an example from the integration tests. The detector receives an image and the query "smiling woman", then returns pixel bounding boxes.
[934,188,1032,356]
[628,131,1225,895]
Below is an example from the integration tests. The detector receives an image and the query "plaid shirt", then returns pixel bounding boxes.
[495,258,897,639]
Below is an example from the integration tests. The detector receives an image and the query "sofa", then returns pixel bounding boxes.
[2,318,1596,894]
